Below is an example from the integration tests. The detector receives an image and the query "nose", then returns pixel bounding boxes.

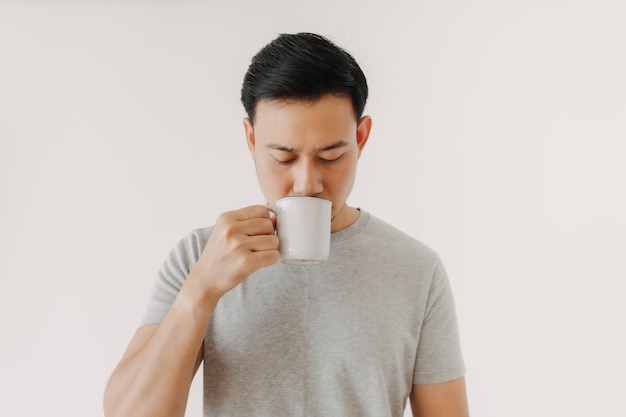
[292,159,323,196]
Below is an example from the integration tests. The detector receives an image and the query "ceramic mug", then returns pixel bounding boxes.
[265,196,332,265]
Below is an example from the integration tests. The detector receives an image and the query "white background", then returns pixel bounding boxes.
[1,1,625,416]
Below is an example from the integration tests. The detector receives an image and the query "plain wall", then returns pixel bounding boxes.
[1,1,625,416]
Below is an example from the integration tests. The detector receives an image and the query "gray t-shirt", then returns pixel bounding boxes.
[142,210,465,417]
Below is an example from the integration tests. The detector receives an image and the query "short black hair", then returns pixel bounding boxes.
[241,32,368,124]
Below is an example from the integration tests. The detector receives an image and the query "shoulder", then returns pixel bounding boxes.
[338,211,442,276]
[188,225,214,249]
[164,225,214,265]
[361,211,439,261]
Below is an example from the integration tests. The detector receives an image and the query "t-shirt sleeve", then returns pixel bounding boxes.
[140,228,209,326]
[413,258,466,384]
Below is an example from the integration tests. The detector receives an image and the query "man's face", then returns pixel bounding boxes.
[244,94,372,232]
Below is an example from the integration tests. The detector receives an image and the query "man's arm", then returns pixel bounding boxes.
[103,284,212,417]
[103,206,279,417]
[409,377,470,417]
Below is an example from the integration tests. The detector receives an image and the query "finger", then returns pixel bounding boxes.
[229,205,272,221]
[236,217,275,236]
[247,234,279,252]
[249,247,280,267]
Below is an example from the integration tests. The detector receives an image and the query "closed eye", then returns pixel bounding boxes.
[272,156,296,165]
[319,154,345,164]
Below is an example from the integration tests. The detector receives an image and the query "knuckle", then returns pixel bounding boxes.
[216,211,234,227]
[223,226,238,240]
[265,250,280,265]
[229,237,247,253]
[259,218,276,234]
[252,204,270,217]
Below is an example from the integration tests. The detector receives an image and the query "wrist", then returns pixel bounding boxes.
[179,269,223,318]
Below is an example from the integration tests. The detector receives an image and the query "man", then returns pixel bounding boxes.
[104,32,469,417]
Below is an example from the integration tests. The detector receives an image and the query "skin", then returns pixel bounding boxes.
[410,377,470,417]
[103,93,469,417]
[243,94,371,232]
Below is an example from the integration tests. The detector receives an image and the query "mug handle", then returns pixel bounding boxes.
[263,204,278,232]
[263,203,277,215]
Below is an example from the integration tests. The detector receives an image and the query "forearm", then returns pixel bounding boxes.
[104,272,219,417]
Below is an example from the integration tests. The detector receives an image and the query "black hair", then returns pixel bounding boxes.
[241,32,368,124]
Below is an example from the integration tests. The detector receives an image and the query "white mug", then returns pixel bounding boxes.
[265,196,332,265]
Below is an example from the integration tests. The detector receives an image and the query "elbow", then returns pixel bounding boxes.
[102,379,118,417]
[103,375,129,417]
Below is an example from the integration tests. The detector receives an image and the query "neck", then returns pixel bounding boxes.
[331,205,359,233]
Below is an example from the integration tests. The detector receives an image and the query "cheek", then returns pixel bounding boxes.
[323,165,357,204]
[257,161,289,190]
[334,160,357,187]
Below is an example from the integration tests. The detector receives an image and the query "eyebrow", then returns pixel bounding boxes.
[266,140,349,153]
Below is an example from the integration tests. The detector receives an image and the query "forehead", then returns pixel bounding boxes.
[252,95,357,146]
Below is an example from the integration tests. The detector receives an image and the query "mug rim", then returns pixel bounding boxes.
[275,196,332,206]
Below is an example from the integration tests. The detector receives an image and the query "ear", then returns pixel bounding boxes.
[356,115,372,158]
[243,117,256,160]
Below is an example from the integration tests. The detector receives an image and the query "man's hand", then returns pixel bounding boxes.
[190,205,280,298]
